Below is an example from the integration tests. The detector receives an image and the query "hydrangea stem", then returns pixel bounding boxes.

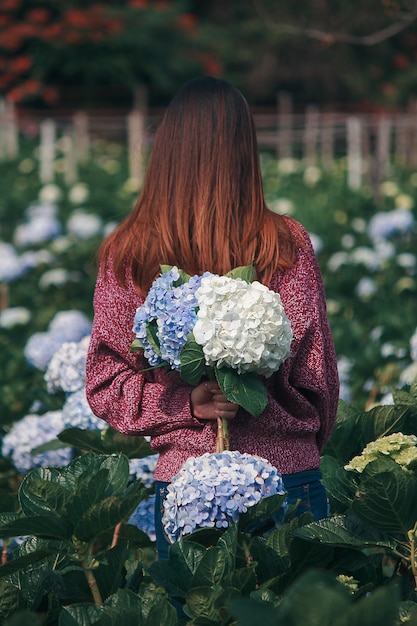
[216,417,229,453]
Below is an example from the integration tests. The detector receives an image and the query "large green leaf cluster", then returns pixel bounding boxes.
[3,380,417,623]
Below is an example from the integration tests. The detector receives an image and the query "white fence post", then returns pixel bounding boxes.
[39,119,56,184]
[347,117,362,191]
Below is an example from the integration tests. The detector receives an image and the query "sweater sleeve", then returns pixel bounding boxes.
[266,221,340,451]
[85,262,204,437]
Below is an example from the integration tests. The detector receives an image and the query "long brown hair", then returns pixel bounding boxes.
[100,76,298,296]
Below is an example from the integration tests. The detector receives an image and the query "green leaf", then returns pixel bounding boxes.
[225,263,256,283]
[320,455,356,513]
[294,515,396,551]
[0,515,71,541]
[191,546,230,588]
[130,338,144,352]
[94,544,130,601]
[215,368,267,417]
[58,427,153,459]
[276,569,352,625]
[0,490,18,513]
[337,583,400,626]
[2,610,43,626]
[144,596,178,626]
[180,333,205,385]
[239,493,287,532]
[249,536,287,584]
[289,537,335,577]
[73,480,146,541]
[266,513,313,570]
[0,548,55,577]
[0,580,22,620]
[184,585,223,621]
[352,457,417,535]
[64,468,115,527]
[357,404,413,447]
[19,477,73,518]
[146,321,161,356]
[229,597,281,626]
[58,604,104,626]
[322,400,363,464]
[117,522,153,547]
[149,540,206,597]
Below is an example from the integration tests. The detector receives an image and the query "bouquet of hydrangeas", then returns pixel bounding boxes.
[131,264,292,539]
[131,264,293,418]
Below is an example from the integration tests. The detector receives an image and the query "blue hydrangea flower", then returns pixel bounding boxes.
[162,450,287,542]
[128,494,156,542]
[1,411,73,474]
[61,388,105,431]
[368,208,414,242]
[132,267,208,370]
[24,310,92,371]
[45,336,90,394]
[129,454,158,488]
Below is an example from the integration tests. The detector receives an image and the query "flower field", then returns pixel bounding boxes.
[1,136,417,624]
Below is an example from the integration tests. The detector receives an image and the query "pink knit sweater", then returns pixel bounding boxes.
[86,218,339,482]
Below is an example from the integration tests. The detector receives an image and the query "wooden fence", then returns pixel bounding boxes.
[2,95,417,192]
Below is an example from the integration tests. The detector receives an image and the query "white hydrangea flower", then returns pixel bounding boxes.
[193,275,293,377]
[38,183,63,204]
[67,210,103,240]
[68,182,89,205]
[0,306,31,328]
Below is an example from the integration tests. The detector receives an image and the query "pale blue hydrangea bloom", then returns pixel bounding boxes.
[24,310,92,371]
[66,210,103,240]
[45,336,90,394]
[14,204,61,246]
[367,209,414,242]
[1,411,73,473]
[48,310,92,337]
[0,242,29,282]
[61,388,105,431]
[128,494,156,542]
[129,454,158,488]
[162,450,286,542]
[24,332,68,371]
[132,267,208,369]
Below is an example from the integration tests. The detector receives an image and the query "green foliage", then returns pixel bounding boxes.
[3,384,417,623]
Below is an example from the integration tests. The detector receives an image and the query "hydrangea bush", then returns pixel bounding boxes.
[162,450,287,542]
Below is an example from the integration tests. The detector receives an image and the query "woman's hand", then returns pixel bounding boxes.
[190,380,239,421]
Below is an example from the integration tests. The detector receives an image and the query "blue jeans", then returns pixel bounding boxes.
[154,469,328,561]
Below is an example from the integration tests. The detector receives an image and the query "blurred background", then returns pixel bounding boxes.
[2,0,417,110]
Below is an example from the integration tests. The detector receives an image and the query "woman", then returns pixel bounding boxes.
[86,76,340,558]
